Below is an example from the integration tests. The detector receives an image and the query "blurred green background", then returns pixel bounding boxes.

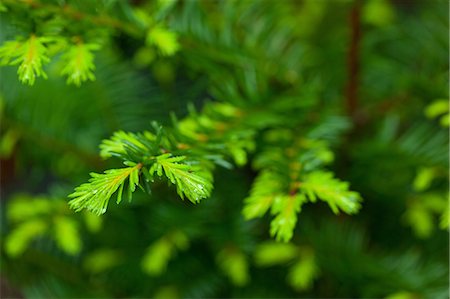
[0,0,448,298]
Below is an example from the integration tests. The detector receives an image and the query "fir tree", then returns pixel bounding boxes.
[1,0,448,298]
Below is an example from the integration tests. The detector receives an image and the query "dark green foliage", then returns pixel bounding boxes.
[1,0,448,298]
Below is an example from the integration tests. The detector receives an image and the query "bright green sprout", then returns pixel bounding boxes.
[300,171,362,214]
[146,26,180,56]
[69,164,142,216]
[0,35,50,85]
[149,154,213,203]
[60,43,99,86]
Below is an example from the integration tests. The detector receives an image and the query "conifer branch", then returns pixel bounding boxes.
[2,0,141,36]
[300,171,361,214]
[0,35,50,85]
[270,194,306,242]
[149,154,213,203]
[69,163,142,215]
[243,171,283,220]
[60,42,99,86]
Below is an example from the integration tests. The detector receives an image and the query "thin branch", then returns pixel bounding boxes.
[3,0,142,37]
[345,1,362,124]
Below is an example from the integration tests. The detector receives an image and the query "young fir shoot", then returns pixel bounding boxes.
[60,43,99,86]
[68,100,361,242]
[149,154,212,203]
[270,194,306,242]
[242,171,284,219]
[0,35,50,85]
[0,35,99,86]
[146,26,180,56]
[243,170,361,242]
[69,164,142,216]
[69,127,214,215]
[300,171,361,215]
[242,141,360,242]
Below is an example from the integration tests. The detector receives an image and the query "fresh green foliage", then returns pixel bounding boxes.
[5,194,88,257]
[5,219,48,257]
[287,250,319,291]
[243,171,284,219]
[0,0,178,85]
[60,43,99,86]
[425,99,449,127]
[83,249,122,274]
[146,26,180,56]
[141,231,189,276]
[99,130,155,159]
[69,165,142,215]
[403,166,449,238]
[53,216,82,255]
[270,194,306,242]
[70,125,215,213]
[253,242,319,291]
[254,242,299,266]
[149,154,213,203]
[217,248,249,286]
[69,105,359,242]
[243,132,361,241]
[0,36,50,85]
[300,171,361,215]
[1,0,448,298]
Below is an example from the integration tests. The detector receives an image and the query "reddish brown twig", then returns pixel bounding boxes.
[346,1,362,124]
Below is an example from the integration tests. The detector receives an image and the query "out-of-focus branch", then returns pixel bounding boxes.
[346,1,362,125]
[2,0,142,37]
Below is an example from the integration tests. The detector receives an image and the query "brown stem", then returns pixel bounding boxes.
[3,0,142,37]
[346,1,362,124]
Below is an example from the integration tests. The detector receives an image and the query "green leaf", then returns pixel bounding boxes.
[83,211,103,233]
[403,202,434,238]
[53,216,82,255]
[287,250,319,291]
[99,130,155,159]
[83,249,122,273]
[217,248,249,286]
[228,145,247,166]
[363,0,395,27]
[300,171,362,214]
[413,167,436,192]
[141,238,173,276]
[0,40,22,65]
[0,2,7,12]
[146,26,180,56]
[5,219,48,257]
[270,194,306,242]
[141,231,189,276]
[170,231,189,250]
[68,165,142,215]
[60,43,99,86]
[386,291,419,299]
[243,171,284,219]
[425,100,449,127]
[403,194,447,238]
[439,114,449,127]
[149,154,213,203]
[0,35,50,85]
[425,100,449,119]
[7,195,53,223]
[254,242,299,266]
